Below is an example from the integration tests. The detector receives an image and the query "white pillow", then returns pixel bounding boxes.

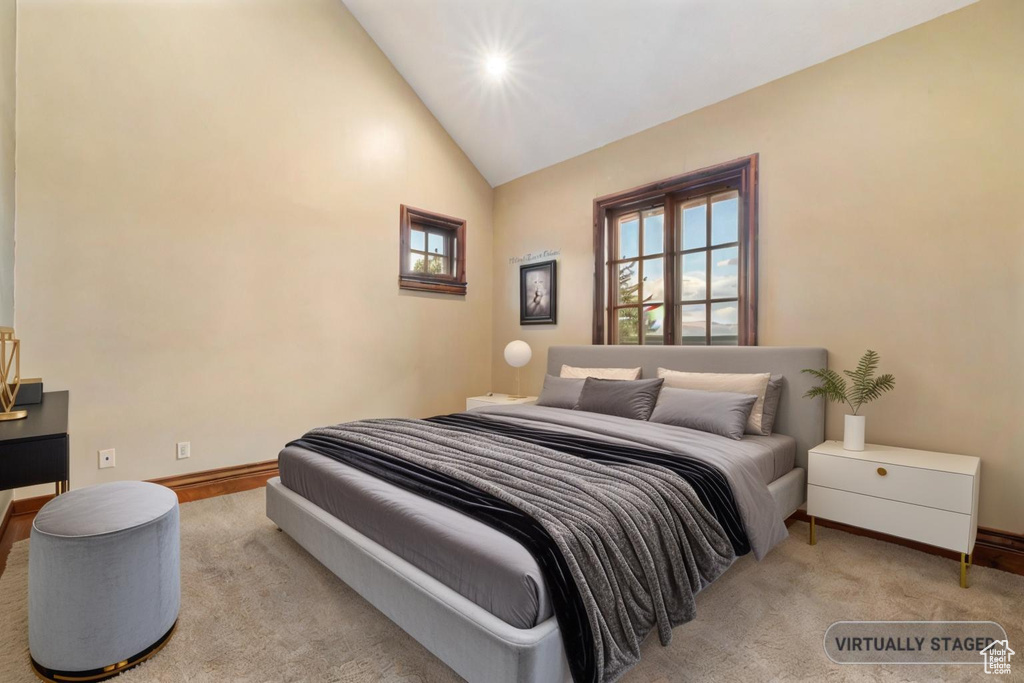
[560,364,641,381]
[656,368,771,435]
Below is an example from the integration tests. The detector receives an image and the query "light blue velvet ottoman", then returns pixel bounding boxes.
[28,481,180,682]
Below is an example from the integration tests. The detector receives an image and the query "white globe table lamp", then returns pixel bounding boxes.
[504,341,532,399]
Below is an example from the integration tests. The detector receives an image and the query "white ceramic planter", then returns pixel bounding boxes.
[844,414,866,451]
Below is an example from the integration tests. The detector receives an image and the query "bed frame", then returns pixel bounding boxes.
[266,345,826,683]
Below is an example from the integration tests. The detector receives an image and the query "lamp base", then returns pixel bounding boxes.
[0,409,27,421]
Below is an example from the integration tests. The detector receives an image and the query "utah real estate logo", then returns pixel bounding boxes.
[980,640,1014,675]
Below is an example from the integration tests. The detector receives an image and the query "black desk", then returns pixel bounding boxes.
[0,391,70,496]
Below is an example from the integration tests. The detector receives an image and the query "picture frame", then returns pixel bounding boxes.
[519,260,557,325]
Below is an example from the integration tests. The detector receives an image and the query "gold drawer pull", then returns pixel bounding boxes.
[877,467,888,476]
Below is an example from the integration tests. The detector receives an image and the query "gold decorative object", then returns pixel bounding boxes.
[0,327,28,421]
[960,553,972,589]
[31,621,177,682]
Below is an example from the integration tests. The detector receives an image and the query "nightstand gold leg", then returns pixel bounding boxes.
[960,553,969,589]
[809,516,816,546]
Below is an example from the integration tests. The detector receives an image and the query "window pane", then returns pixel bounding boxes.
[617,308,639,345]
[616,261,639,305]
[711,246,738,299]
[680,200,707,251]
[428,232,446,255]
[618,214,639,259]
[642,208,664,255]
[711,191,739,246]
[642,258,664,302]
[411,229,425,252]
[679,304,706,345]
[711,301,739,346]
[428,254,448,275]
[643,304,665,345]
[680,252,706,301]
[410,253,426,273]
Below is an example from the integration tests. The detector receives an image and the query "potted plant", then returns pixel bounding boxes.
[802,350,895,451]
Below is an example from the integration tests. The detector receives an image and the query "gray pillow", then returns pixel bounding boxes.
[650,387,758,440]
[753,375,784,436]
[536,375,585,409]
[574,377,664,421]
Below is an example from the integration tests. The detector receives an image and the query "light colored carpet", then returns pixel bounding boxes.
[1,488,1021,682]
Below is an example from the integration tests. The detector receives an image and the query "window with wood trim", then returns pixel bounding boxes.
[398,205,467,295]
[609,207,666,344]
[593,155,758,345]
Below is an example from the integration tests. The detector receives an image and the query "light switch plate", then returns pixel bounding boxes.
[176,441,190,460]
[98,449,115,469]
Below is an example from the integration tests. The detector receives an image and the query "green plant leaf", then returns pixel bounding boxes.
[860,373,895,403]
[805,350,894,413]
[844,349,881,412]
[802,367,850,407]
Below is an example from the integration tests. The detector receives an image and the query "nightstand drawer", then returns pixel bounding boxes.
[808,485,973,553]
[809,451,973,514]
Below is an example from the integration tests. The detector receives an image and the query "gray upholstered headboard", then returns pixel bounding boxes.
[546,345,827,469]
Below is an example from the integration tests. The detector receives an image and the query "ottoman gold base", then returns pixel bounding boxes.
[30,620,176,682]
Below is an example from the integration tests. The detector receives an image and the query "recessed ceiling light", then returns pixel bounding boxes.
[484,54,508,79]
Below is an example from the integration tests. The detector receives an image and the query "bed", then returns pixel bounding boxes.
[266,345,826,683]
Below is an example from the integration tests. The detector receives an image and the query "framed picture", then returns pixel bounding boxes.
[520,260,557,325]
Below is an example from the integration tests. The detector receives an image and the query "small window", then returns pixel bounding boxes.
[398,205,466,295]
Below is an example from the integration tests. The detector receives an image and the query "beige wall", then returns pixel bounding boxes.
[492,0,1023,531]
[14,0,493,495]
[9,0,1021,532]
[0,0,14,519]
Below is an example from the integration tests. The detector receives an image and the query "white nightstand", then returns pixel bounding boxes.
[807,441,980,588]
[465,394,537,410]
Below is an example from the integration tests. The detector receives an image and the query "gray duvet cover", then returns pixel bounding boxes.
[471,404,789,559]
[279,443,552,628]
[280,406,791,636]
[294,417,737,683]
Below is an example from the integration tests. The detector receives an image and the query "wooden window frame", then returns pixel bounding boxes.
[398,204,467,296]
[592,155,758,345]
[607,206,668,344]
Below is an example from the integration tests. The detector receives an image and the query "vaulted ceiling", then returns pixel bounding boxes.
[344,0,976,186]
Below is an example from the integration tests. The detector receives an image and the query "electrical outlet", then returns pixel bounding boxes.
[98,448,116,469]
[176,441,190,460]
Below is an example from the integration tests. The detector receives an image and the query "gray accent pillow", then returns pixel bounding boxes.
[574,377,664,421]
[535,375,585,409]
[754,375,785,436]
[650,387,758,440]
